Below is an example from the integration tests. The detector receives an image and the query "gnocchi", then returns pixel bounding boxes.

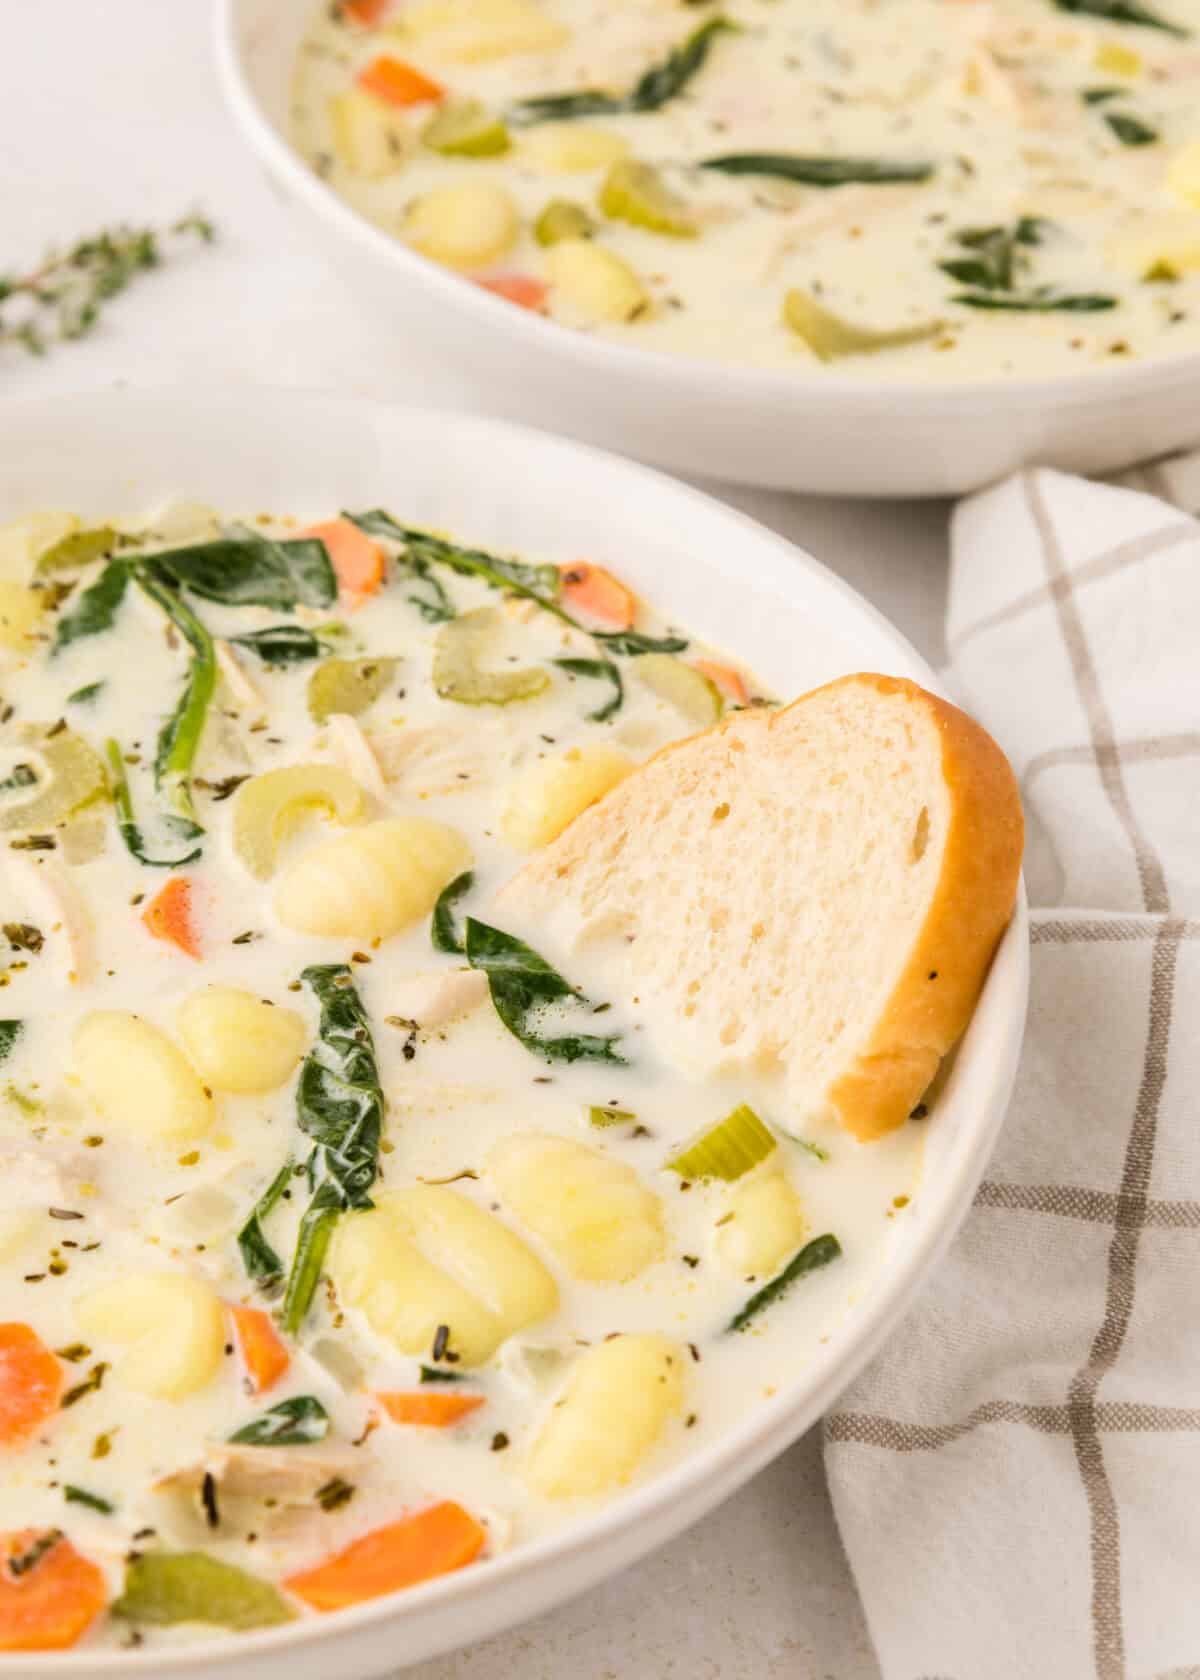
[489,1134,665,1282]
[273,815,471,939]
[176,987,307,1094]
[72,1012,214,1143]
[0,581,44,651]
[328,1185,559,1366]
[75,1273,225,1401]
[500,744,634,851]
[405,183,521,272]
[525,1334,686,1499]
[714,1170,807,1279]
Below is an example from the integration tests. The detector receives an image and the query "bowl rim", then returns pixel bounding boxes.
[215,0,1200,420]
[0,383,1031,1672]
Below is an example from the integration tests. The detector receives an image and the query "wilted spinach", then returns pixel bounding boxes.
[511,16,734,123]
[727,1233,842,1333]
[280,966,385,1335]
[228,1395,330,1446]
[465,918,625,1065]
[431,870,474,955]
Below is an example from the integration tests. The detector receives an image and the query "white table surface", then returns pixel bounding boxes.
[0,7,955,1674]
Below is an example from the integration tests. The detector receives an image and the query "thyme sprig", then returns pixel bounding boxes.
[0,215,214,357]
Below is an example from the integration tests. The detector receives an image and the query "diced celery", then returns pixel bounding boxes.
[666,1103,777,1181]
[113,1552,294,1631]
[535,198,596,247]
[633,654,721,724]
[433,608,550,704]
[423,99,511,156]
[307,655,398,724]
[598,159,697,238]
[782,289,942,362]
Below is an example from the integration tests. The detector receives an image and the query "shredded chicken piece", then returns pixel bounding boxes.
[6,853,94,984]
[387,968,489,1029]
[325,712,387,800]
[153,1444,363,1545]
[215,640,268,724]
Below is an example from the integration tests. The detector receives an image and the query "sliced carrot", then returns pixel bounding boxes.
[0,1326,61,1448]
[376,1391,485,1428]
[298,518,386,605]
[230,1305,290,1396]
[691,659,749,706]
[358,55,445,108]
[141,876,200,959]
[0,1531,107,1652]
[476,274,549,313]
[558,562,636,631]
[285,1502,486,1612]
[340,0,389,24]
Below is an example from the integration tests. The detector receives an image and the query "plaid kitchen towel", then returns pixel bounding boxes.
[824,460,1200,1680]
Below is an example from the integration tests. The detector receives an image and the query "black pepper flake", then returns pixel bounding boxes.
[490,1432,510,1452]
[928,970,938,981]
[681,1255,700,1269]
[909,1103,929,1121]
[48,1207,84,1222]
[231,931,260,946]
[685,1413,698,1429]
[201,1471,220,1530]
[316,1476,356,1512]
[55,1343,90,1363]
[688,1342,701,1363]
[3,923,44,954]
[431,1324,450,1363]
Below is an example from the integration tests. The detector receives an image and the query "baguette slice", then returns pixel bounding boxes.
[497,673,1023,1141]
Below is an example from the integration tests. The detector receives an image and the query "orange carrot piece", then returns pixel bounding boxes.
[141,877,200,959]
[230,1305,291,1396]
[0,1532,107,1653]
[340,0,389,24]
[476,274,549,313]
[298,518,386,605]
[0,1327,61,1449]
[376,1391,485,1428]
[285,1503,486,1612]
[558,562,636,631]
[691,659,749,706]
[358,55,445,108]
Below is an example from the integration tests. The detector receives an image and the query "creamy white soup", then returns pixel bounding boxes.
[0,504,921,1651]
[290,0,1200,379]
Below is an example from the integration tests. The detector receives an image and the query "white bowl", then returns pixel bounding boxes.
[215,0,1200,499]
[0,387,1028,1678]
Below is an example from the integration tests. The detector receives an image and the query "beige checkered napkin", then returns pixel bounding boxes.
[824,460,1200,1680]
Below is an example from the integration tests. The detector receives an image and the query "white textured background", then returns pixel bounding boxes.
[0,6,958,1672]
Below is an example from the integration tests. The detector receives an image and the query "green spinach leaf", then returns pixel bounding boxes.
[952,290,1117,311]
[228,1394,330,1446]
[349,510,563,614]
[104,739,202,869]
[553,657,623,722]
[137,567,216,835]
[151,528,336,611]
[594,628,689,657]
[701,154,934,187]
[464,918,625,1065]
[432,870,474,955]
[727,1232,842,1332]
[51,558,130,655]
[229,625,330,667]
[511,16,734,123]
[280,965,385,1335]
[1051,0,1188,36]
[237,1156,295,1290]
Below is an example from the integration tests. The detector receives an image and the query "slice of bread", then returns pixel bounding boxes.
[497,673,1023,1141]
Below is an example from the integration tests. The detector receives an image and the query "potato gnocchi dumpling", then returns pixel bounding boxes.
[273,816,471,939]
[406,184,521,272]
[72,1012,214,1143]
[76,1273,225,1401]
[0,581,44,651]
[525,1334,686,1499]
[714,1169,807,1279]
[489,1134,665,1282]
[500,745,634,851]
[176,987,308,1094]
[328,1186,559,1366]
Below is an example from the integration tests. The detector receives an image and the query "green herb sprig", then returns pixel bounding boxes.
[701,154,934,187]
[229,1395,330,1447]
[0,215,214,358]
[1051,0,1188,36]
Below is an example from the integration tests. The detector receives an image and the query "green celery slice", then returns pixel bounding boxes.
[666,1103,776,1181]
[113,1553,294,1631]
